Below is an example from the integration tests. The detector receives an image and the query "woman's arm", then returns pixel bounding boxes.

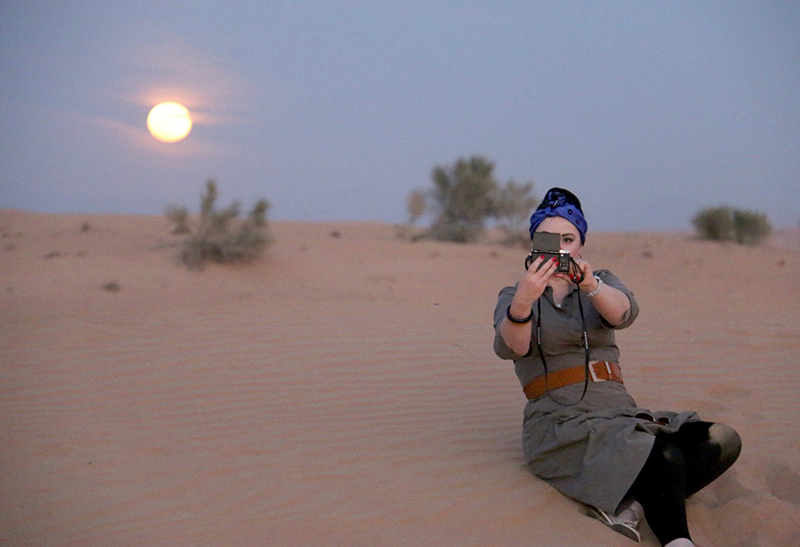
[569,261,632,327]
[582,278,631,327]
[499,255,558,355]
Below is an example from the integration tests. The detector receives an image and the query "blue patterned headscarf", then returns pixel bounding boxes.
[529,187,588,244]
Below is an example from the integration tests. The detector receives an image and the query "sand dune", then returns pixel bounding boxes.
[1,210,799,546]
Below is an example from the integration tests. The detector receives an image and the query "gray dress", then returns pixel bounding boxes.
[493,269,698,514]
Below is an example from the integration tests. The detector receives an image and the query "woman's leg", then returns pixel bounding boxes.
[659,421,742,497]
[629,437,692,545]
[628,421,742,546]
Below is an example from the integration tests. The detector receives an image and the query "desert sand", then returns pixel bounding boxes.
[1,209,799,547]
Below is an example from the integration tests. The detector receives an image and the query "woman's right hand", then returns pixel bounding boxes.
[509,255,558,317]
[500,255,558,355]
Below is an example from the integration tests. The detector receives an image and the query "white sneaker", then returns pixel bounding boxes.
[586,503,642,543]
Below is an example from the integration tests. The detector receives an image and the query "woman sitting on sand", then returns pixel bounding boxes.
[493,188,741,547]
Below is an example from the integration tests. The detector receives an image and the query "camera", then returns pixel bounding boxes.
[525,231,571,273]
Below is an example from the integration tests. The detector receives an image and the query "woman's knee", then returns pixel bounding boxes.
[708,423,742,466]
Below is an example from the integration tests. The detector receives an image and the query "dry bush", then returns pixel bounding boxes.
[733,209,772,245]
[692,206,771,245]
[164,206,191,234]
[166,180,272,269]
[408,156,537,244]
[426,156,496,243]
[407,190,427,226]
[491,179,539,247]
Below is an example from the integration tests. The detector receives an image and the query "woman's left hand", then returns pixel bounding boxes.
[555,258,597,291]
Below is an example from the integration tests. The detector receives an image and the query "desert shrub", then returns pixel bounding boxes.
[166,180,272,268]
[692,206,771,245]
[425,155,497,243]
[407,189,427,225]
[490,179,539,246]
[164,206,191,234]
[410,155,538,244]
[426,221,482,244]
[692,206,735,242]
[249,199,269,227]
[733,209,772,245]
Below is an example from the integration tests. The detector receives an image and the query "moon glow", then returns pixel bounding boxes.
[147,102,193,142]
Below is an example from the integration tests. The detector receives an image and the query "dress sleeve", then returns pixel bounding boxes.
[595,269,639,329]
[493,285,534,360]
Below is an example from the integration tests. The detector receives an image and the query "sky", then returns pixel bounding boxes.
[1,1,799,231]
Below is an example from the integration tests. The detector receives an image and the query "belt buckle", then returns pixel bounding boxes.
[589,361,612,382]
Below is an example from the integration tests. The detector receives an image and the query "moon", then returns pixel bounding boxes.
[147,102,193,143]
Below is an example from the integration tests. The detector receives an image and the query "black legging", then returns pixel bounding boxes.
[627,421,742,546]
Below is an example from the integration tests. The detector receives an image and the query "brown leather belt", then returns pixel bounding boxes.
[523,361,623,400]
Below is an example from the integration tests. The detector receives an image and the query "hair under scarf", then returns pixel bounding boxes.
[529,187,588,244]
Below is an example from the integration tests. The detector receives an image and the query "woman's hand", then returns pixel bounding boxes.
[511,255,558,316]
[556,257,597,291]
[499,256,558,356]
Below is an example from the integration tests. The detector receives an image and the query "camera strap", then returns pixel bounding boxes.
[568,256,586,284]
[535,276,591,407]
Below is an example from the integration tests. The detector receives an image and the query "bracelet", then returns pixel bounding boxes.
[585,275,603,298]
[506,305,533,324]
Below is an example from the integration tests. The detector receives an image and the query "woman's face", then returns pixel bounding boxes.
[535,216,583,258]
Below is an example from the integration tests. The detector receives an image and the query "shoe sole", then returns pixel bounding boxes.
[586,506,642,543]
